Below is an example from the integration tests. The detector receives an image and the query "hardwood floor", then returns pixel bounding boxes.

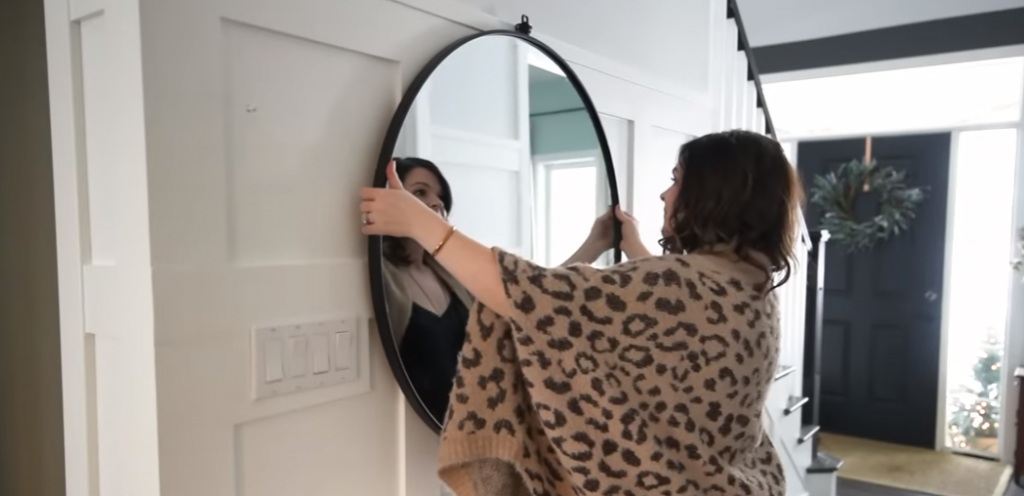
[838,479,936,496]
[838,478,1024,496]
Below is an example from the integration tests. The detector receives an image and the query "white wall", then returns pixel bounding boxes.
[43,1,782,496]
[500,0,712,98]
[449,0,713,98]
[428,37,519,140]
[418,36,530,255]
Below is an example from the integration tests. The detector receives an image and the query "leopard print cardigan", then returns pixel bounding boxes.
[437,249,786,496]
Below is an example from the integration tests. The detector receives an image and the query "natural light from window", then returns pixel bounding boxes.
[764,57,1024,139]
[944,128,1018,455]
[536,161,599,267]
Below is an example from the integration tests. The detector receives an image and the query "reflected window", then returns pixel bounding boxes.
[533,155,608,267]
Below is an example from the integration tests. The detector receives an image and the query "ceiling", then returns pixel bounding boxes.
[738,0,1024,47]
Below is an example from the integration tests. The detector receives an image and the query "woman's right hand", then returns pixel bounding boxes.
[614,206,650,259]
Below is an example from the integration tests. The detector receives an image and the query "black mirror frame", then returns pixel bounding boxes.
[367,19,622,433]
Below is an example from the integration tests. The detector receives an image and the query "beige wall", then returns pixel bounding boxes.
[0,0,66,494]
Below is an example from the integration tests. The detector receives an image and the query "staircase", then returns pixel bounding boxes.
[721,2,843,495]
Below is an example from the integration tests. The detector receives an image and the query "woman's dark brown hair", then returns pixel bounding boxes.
[383,157,453,266]
[660,130,804,290]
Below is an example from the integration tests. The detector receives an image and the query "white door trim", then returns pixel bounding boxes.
[1000,59,1024,464]
[934,131,961,454]
[43,0,94,493]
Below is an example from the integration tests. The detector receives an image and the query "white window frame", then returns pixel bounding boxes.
[532,150,611,267]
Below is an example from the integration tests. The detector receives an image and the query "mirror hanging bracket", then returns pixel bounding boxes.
[514,15,533,36]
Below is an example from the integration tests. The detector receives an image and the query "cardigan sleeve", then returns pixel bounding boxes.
[493,248,635,343]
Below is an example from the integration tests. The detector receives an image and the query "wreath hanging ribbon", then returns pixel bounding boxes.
[809,159,927,252]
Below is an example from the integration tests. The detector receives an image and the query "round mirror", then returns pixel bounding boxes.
[368,29,621,432]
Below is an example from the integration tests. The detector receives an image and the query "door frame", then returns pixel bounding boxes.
[1003,61,1024,463]
[796,134,953,448]
[788,124,1022,460]
[780,80,1024,462]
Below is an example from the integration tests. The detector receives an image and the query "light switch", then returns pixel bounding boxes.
[252,319,364,400]
[334,331,353,370]
[288,337,308,378]
[264,338,285,383]
[312,334,330,374]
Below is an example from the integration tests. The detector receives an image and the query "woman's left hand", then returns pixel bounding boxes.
[362,161,509,316]
[361,161,446,241]
[588,207,617,250]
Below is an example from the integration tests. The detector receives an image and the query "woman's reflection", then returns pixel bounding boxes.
[382,158,472,423]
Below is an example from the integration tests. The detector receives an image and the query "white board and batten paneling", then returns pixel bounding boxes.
[42,1,809,496]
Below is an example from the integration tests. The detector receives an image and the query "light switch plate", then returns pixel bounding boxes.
[252,318,361,400]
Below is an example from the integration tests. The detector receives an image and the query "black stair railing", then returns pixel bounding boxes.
[726,0,777,140]
[726,0,843,476]
[726,0,812,261]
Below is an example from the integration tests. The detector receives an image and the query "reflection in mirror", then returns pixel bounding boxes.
[527,51,613,268]
[385,35,615,426]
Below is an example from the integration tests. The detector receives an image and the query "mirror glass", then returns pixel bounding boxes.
[381,34,617,427]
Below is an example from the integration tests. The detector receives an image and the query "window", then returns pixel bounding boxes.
[533,152,610,267]
[764,57,1024,139]
[944,128,1019,455]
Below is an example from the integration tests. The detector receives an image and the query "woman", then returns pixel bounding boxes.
[381,158,473,424]
[363,130,801,496]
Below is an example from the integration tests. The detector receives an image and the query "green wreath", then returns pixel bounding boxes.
[809,159,926,252]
